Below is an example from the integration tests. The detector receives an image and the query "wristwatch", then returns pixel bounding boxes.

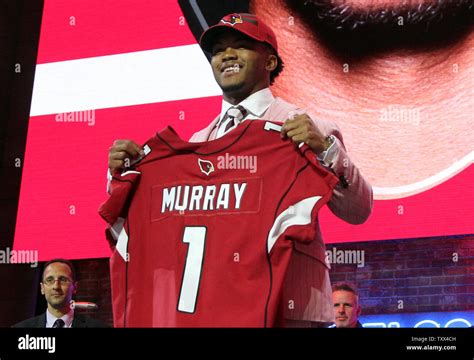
[318,135,336,166]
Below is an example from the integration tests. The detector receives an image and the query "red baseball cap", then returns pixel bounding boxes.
[200,13,278,54]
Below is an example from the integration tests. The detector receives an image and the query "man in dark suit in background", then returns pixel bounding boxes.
[13,258,109,328]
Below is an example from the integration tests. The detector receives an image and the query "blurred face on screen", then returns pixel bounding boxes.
[250,0,473,199]
[40,262,77,314]
[333,290,361,328]
[210,31,277,104]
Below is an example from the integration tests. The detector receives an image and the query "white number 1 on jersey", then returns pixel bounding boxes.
[177,226,207,313]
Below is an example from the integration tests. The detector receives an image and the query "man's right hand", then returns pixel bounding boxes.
[108,140,145,174]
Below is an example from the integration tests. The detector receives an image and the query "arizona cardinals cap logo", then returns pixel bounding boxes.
[220,14,244,26]
[198,159,215,176]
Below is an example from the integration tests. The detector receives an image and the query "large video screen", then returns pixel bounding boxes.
[13,0,473,261]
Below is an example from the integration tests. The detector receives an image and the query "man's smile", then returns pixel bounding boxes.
[220,62,243,75]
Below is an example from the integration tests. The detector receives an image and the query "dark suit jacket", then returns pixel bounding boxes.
[12,312,110,328]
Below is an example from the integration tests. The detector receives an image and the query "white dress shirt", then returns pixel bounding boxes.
[46,308,74,328]
[217,87,274,130]
[214,87,338,165]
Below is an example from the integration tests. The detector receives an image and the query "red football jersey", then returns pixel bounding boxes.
[99,120,338,327]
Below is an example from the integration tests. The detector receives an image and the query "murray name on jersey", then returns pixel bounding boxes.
[152,178,261,219]
[161,182,247,213]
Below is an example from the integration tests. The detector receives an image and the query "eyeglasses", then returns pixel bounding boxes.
[42,276,73,286]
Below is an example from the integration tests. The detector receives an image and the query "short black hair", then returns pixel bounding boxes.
[42,258,76,282]
[285,0,473,56]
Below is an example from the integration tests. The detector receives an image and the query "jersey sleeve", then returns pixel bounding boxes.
[267,147,339,252]
[98,170,141,249]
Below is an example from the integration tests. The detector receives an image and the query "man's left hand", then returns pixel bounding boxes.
[281,114,329,155]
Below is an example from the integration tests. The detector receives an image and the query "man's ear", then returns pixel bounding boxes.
[265,54,278,72]
[357,305,362,316]
[40,283,45,295]
[72,281,78,295]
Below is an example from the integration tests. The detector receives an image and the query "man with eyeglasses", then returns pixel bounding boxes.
[13,259,109,328]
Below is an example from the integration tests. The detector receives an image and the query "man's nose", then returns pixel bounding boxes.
[222,47,238,60]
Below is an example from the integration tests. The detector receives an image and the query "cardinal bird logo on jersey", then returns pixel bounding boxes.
[198,159,215,176]
[221,14,243,26]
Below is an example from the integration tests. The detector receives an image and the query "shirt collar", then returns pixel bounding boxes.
[46,308,74,328]
[220,88,274,121]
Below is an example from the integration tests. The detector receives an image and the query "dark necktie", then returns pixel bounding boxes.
[52,319,65,328]
[216,105,247,138]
